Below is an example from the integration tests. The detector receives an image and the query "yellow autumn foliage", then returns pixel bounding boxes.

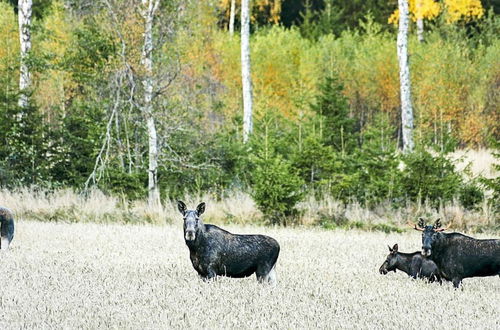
[0,3,19,88]
[444,0,484,23]
[388,0,441,24]
[388,0,483,25]
[34,1,74,119]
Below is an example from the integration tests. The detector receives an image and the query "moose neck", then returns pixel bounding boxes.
[428,232,447,261]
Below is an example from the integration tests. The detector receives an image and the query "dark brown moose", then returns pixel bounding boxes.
[178,201,280,284]
[379,243,441,283]
[0,206,14,250]
[414,218,500,288]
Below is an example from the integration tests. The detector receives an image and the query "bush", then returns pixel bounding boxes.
[459,183,484,210]
[399,149,463,207]
[251,153,305,225]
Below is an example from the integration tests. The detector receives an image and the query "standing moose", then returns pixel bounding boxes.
[414,218,500,288]
[379,243,441,283]
[178,201,280,284]
[0,206,15,250]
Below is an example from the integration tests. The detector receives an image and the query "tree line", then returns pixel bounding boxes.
[0,0,498,224]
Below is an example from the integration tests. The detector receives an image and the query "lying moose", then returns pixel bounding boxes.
[379,243,441,283]
[178,201,280,284]
[0,206,15,250]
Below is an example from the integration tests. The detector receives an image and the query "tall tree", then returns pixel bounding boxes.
[140,0,161,207]
[229,0,236,35]
[18,0,32,108]
[241,0,253,143]
[388,0,440,42]
[416,0,424,42]
[397,0,414,153]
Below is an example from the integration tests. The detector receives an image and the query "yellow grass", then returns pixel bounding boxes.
[0,220,498,328]
[1,186,497,230]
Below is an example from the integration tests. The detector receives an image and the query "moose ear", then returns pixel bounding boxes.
[392,244,398,253]
[177,201,187,215]
[196,202,206,216]
[388,245,393,252]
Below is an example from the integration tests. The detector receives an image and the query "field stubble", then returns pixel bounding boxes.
[0,220,498,329]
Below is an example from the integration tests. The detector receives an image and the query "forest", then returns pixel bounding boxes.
[0,0,499,228]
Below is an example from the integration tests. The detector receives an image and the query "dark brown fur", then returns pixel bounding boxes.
[0,206,15,250]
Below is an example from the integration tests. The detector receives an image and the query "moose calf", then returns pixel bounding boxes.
[379,244,441,283]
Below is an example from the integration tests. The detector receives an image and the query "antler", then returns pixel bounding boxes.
[412,218,425,231]
[434,220,451,232]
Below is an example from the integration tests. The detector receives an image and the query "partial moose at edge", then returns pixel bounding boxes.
[0,206,15,250]
[177,201,280,284]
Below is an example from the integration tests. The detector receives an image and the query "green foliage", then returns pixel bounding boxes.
[458,182,484,210]
[251,153,305,225]
[249,118,305,225]
[47,102,105,187]
[310,74,357,153]
[399,149,463,207]
[0,95,49,186]
[480,141,500,214]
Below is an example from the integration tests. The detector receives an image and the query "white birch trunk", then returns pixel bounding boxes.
[416,19,424,43]
[397,0,414,153]
[229,0,236,36]
[241,0,253,143]
[416,0,424,42]
[141,0,161,207]
[18,0,32,109]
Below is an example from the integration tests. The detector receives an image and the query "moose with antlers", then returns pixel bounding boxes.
[414,218,500,288]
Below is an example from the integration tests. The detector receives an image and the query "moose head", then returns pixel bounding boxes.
[178,201,206,241]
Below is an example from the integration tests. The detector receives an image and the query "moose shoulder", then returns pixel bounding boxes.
[379,244,441,283]
[415,218,500,288]
[178,201,280,284]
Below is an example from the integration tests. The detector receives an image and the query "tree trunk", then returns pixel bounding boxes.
[416,18,424,43]
[18,0,32,109]
[141,0,161,207]
[241,0,253,143]
[416,0,424,42]
[229,0,236,36]
[397,0,414,153]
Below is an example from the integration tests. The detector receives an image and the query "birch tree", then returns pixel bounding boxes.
[229,0,236,35]
[416,0,424,42]
[140,0,161,207]
[397,0,414,153]
[18,0,32,109]
[241,0,253,143]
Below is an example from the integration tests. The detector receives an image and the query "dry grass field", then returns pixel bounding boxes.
[1,220,498,329]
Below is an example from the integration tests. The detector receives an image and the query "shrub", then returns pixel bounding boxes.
[399,149,463,206]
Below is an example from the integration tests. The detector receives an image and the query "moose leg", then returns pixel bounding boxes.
[410,258,422,280]
[256,263,277,285]
[203,266,217,282]
[0,236,9,250]
[452,278,462,288]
